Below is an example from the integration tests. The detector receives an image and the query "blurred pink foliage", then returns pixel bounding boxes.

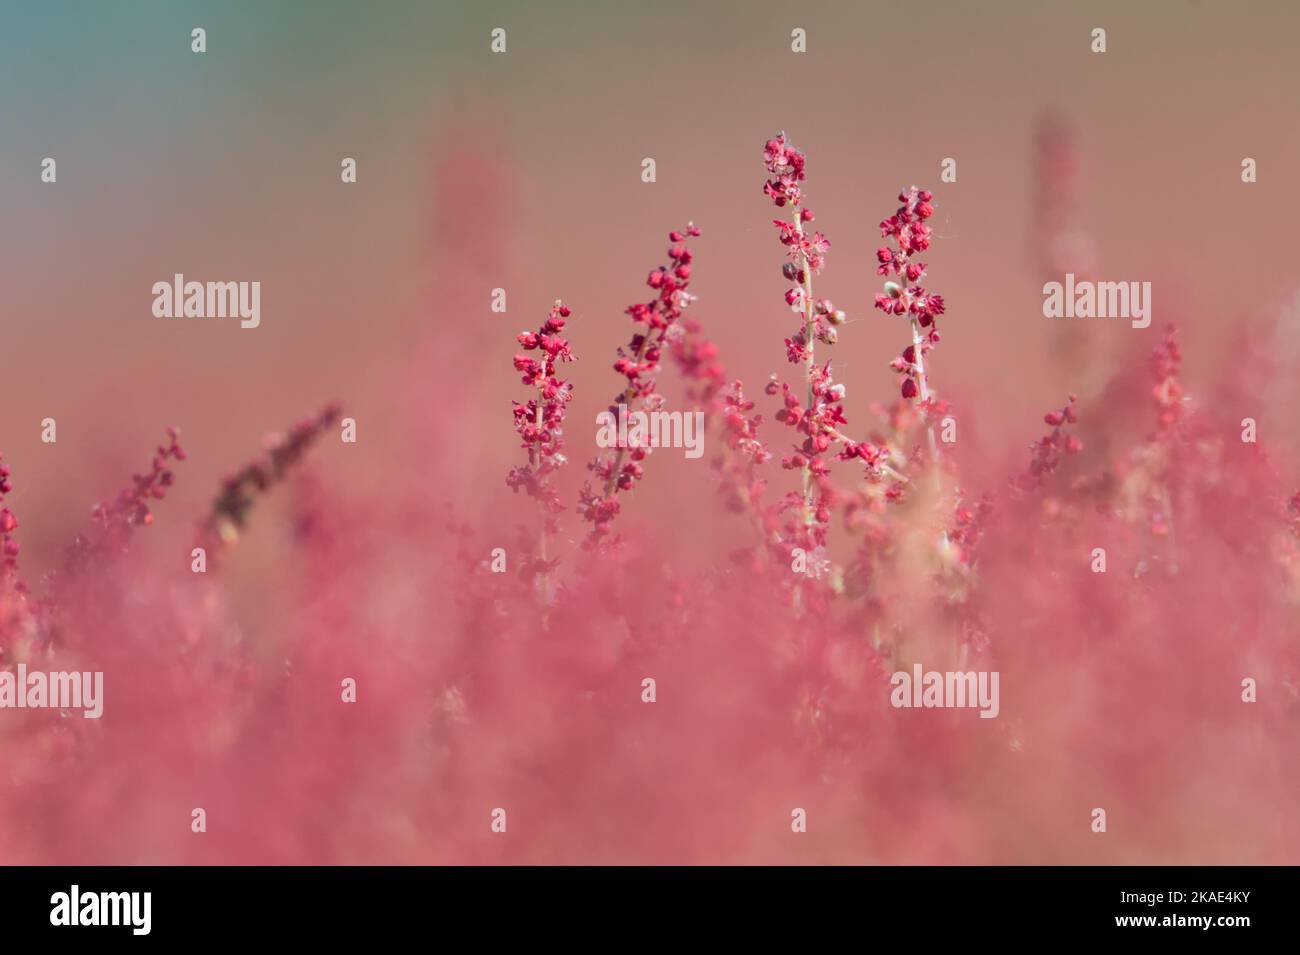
[1,124,1297,866]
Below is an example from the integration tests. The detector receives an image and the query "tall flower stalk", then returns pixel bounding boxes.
[61,428,188,576]
[580,227,699,545]
[509,301,576,582]
[0,452,21,590]
[0,451,31,661]
[762,134,851,551]
[876,187,947,465]
[200,406,341,555]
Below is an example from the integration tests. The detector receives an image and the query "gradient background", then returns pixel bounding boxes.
[4,0,1298,581]
[1,0,1299,866]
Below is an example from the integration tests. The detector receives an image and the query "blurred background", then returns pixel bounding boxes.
[2,0,1298,589]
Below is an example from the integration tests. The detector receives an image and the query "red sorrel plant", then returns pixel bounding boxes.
[761,140,967,610]
[509,300,576,580]
[946,394,1082,579]
[580,226,699,546]
[0,451,33,661]
[663,319,782,565]
[201,405,342,556]
[761,133,854,554]
[876,186,948,466]
[0,408,340,663]
[0,429,187,673]
[497,134,1296,666]
[0,452,22,587]
[57,428,188,578]
[1019,394,1083,494]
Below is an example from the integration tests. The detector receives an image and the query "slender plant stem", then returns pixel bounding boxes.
[910,316,940,466]
[901,277,948,550]
[601,327,667,499]
[824,427,910,484]
[530,384,551,600]
[900,271,939,468]
[792,209,816,530]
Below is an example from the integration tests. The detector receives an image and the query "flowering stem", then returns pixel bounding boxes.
[580,225,699,544]
[875,185,944,494]
[792,210,816,529]
[824,427,910,484]
[909,314,940,467]
[600,328,663,499]
[509,300,575,583]
[200,408,338,558]
[531,391,550,579]
[909,313,948,548]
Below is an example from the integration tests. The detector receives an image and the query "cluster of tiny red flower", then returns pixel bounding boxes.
[578,227,700,544]
[508,301,576,525]
[875,188,947,404]
[1018,395,1083,493]
[667,323,774,530]
[61,427,188,575]
[0,453,20,589]
[763,134,845,361]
